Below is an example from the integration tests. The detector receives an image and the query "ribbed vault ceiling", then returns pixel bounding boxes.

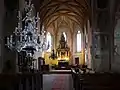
[33,0,89,28]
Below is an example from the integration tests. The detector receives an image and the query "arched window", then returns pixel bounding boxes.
[46,32,52,52]
[77,31,82,52]
[63,32,67,41]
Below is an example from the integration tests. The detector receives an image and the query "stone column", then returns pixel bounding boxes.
[3,0,18,73]
[109,0,115,71]
[0,0,5,73]
[70,32,73,65]
[54,30,58,50]
[90,0,115,72]
[94,11,110,72]
[69,26,73,65]
[19,0,25,11]
[91,0,98,71]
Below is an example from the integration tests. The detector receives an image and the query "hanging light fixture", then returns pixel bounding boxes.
[6,0,46,57]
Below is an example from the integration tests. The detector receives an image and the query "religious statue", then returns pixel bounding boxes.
[56,32,70,61]
[58,33,68,49]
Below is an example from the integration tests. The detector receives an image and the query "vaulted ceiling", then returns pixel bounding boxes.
[33,0,89,28]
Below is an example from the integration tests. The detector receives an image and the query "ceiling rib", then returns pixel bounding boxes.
[37,0,89,28]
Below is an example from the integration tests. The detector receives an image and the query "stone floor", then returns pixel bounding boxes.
[43,74,74,90]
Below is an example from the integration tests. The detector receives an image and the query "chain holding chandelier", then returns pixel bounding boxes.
[6,0,46,56]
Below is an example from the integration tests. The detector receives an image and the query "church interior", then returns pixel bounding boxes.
[1,0,120,90]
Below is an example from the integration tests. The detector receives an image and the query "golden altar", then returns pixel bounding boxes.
[56,33,70,67]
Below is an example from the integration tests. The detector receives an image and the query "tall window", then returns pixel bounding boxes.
[46,32,52,52]
[77,31,82,52]
[63,32,67,41]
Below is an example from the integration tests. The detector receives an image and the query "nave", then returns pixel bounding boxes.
[43,74,74,90]
[2,0,120,90]
[1,68,120,90]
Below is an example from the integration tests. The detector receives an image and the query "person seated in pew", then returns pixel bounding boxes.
[74,64,80,73]
[86,68,95,73]
[75,67,79,73]
[81,65,87,73]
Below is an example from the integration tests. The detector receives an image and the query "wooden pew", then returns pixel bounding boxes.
[80,73,120,89]
[0,72,43,90]
[71,68,120,90]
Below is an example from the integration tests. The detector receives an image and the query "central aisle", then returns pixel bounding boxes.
[43,74,74,90]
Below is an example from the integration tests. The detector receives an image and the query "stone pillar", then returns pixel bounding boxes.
[82,28,85,65]
[19,0,25,11]
[69,26,73,65]
[109,0,116,71]
[54,30,58,50]
[93,12,110,72]
[90,0,115,72]
[3,11,17,73]
[87,20,92,68]
[0,0,5,73]
[90,0,96,70]
[3,0,18,73]
[71,32,73,65]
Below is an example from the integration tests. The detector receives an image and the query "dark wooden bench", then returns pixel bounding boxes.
[71,68,120,90]
[0,73,43,90]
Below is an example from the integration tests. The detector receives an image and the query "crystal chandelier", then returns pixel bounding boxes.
[6,0,46,56]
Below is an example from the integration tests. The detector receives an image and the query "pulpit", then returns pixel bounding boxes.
[56,33,70,68]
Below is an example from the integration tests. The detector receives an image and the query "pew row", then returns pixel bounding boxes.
[71,68,120,90]
[0,73,43,90]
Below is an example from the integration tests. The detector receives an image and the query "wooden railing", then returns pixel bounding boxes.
[0,73,43,90]
[71,68,120,90]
